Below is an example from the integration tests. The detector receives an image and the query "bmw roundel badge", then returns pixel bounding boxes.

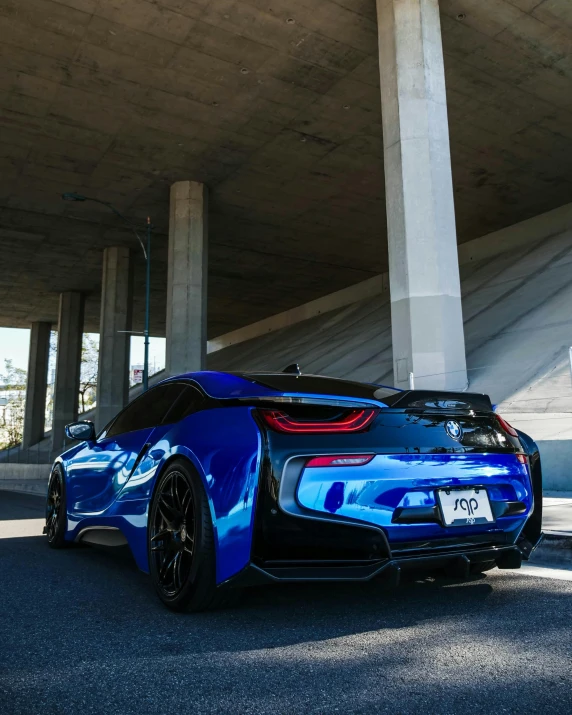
[445,420,463,441]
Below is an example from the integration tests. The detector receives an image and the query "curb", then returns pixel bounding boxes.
[0,481,47,497]
[530,533,572,570]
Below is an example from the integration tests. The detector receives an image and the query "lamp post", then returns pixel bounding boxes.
[62,192,152,392]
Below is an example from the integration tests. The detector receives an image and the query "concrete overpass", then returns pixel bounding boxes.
[1,0,572,451]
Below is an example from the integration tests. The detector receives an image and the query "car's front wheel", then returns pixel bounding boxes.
[148,459,236,612]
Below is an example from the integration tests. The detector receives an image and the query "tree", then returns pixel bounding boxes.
[0,333,100,450]
[47,333,100,419]
[44,331,58,432]
[0,359,27,449]
[79,335,99,414]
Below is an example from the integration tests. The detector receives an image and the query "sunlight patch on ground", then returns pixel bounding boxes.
[0,518,44,538]
[516,564,572,581]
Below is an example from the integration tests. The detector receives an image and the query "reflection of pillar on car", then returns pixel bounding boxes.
[51,292,85,452]
[95,246,133,432]
[22,321,51,449]
[376,0,467,390]
[166,180,208,376]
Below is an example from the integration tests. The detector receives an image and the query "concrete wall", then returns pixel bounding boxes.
[0,463,51,496]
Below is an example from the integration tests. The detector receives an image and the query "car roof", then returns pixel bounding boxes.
[159,370,400,404]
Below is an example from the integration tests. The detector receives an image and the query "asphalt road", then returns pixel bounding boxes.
[0,491,571,715]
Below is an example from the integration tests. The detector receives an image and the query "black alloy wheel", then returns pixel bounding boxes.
[149,468,196,598]
[46,467,68,548]
[148,459,239,612]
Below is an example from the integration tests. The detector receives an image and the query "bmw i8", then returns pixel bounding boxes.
[45,370,543,611]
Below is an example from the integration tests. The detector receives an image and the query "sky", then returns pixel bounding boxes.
[0,327,166,375]
[0,328,29,371]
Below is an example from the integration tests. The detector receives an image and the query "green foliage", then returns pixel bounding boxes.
[0,359,26,389]
[0,333,100,450]
[0,359,27,449]
[79,335,99,413]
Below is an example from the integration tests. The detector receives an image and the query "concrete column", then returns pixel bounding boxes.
[95,247,133,431]
[376,0,467,390]
[52,292,85,451]
[22,321,51,449]
[166,180,208,375]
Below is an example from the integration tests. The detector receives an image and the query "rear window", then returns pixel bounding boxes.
[237,373,400,402]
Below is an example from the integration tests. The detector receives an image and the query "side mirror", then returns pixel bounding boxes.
[65,420,96,442]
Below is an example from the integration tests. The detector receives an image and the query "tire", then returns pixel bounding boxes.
[148,459,239,612]
[470,560,497,575]
[45,465,69,549]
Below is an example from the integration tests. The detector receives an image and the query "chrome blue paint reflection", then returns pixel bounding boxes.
[296,453,532,542]
[61,406,260,583]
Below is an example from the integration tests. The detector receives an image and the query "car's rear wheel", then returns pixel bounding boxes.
[46,466,68,549]
[148,459,237,612]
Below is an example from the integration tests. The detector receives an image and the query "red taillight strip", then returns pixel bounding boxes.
[306,455,375,468]
[496,414,519,437]
[259,408,378,434]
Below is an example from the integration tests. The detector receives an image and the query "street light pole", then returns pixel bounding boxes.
[62,192,152,392]
[144,217,152,393]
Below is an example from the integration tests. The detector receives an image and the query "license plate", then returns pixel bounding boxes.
[437,487,495,526]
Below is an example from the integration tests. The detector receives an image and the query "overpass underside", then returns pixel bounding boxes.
[1,0,572,450]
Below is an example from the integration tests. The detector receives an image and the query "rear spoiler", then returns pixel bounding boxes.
[385,390,493,412]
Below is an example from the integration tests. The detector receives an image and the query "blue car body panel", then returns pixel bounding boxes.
[61,405,261,583]
[53,371,541,587]
[296,453,532,543]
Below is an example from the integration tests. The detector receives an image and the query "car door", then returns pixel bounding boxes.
[66,383,189,515]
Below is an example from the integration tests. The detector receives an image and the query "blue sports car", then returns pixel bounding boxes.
[45,370,543,611]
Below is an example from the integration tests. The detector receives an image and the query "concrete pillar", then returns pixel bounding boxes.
[22,321,51,449]
[376,0,467,390]
[166,180,208,375]
[95,247,133,431]
[52,292,85,451]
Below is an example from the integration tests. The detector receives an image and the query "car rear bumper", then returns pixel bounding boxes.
[241,449,542,587]
[224,535,542,588]
[294,453,533,543]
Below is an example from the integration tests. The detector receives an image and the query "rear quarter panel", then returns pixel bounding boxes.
[114,406,261,582]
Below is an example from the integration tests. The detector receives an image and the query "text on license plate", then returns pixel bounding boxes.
[437,487,495,526]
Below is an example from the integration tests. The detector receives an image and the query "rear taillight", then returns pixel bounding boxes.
[496,415,519,437]
[306,455,374,467]
[258,408,378,434]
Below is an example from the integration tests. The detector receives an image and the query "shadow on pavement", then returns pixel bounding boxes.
[1,525,571,714]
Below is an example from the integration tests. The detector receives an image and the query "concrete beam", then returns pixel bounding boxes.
[52,292,85,451]
[166,180,208,375]
[22,321,51,449]
[95,247,133,431]
[376,0,467,390]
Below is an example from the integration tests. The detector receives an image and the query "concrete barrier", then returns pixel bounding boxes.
[0,464,51,496]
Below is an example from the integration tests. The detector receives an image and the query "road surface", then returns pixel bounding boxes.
[0,491,570,714]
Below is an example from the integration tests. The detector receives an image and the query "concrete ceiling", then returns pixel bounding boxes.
[1,0,572,338]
